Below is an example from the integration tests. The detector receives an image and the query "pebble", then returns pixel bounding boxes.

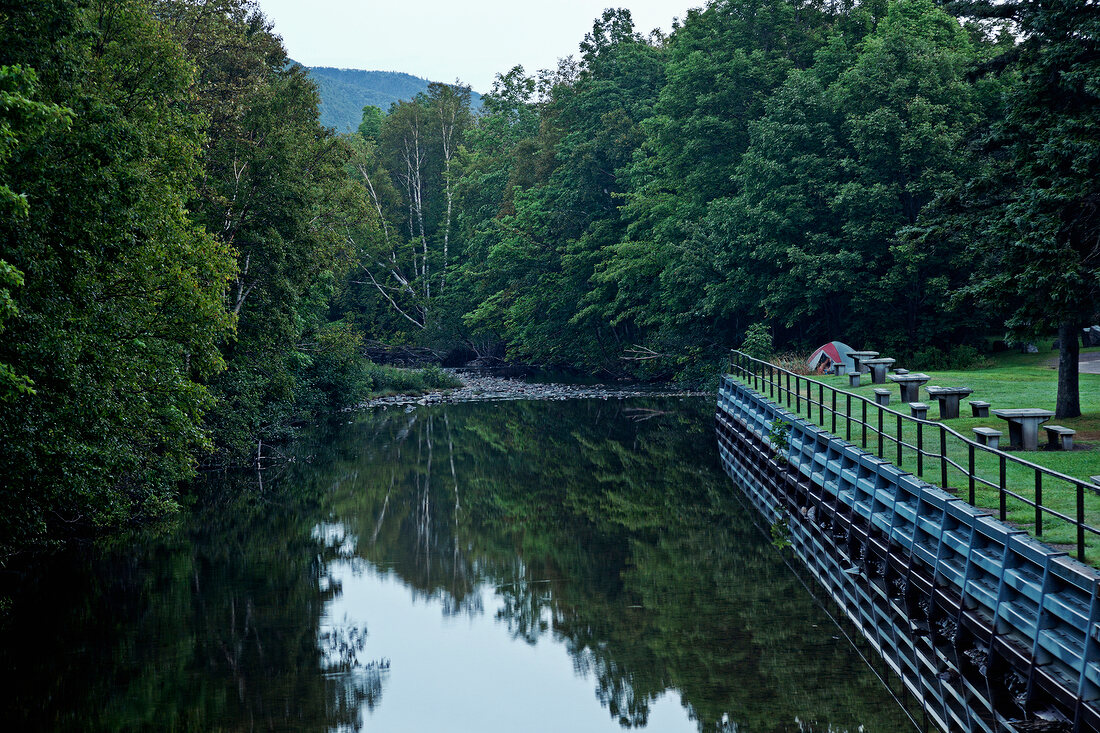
[355,372,713,409]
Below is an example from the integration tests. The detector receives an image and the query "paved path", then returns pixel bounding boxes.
[1081,352,1100,374]
[1044,352,1100,374]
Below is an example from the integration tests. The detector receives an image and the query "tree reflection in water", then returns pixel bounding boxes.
[301,399,915,731]
[0,398,915,732]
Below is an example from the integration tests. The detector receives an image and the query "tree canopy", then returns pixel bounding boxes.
[1,0,1096,554]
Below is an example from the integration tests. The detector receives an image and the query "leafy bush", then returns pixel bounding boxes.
[309,323,372,409]
[420,365,462,389]
[741,323,773,360]
[365,363,462,394]
[909,345,993,371]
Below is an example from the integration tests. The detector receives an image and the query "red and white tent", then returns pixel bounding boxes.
[807,341,856,374]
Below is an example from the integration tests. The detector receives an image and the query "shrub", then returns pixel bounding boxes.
[420,365,463,389]
[772,351,815,375]
[741,322,773,360]
[309,323,372,408]
[364,363,462,394]
[909,345,993,371]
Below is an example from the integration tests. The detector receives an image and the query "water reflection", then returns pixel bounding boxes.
[0,398,914,731]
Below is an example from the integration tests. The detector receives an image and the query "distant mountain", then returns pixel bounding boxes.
[297,64,483,132]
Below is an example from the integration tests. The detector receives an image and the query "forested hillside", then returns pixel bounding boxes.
[343,0,1097,389]
[303,65,483,131]
[1,0,1096,556]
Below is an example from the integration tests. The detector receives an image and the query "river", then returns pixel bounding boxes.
[0,397,917,732]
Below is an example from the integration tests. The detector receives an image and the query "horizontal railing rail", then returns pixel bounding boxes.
[728,349,1100,562]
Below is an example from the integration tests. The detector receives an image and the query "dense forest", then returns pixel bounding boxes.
[337,0,1098,388]
[0,0,1097,555]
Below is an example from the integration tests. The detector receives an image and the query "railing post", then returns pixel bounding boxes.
[895,412,901,466]
[1035,472,1043,537]
[831,390,837,435]
[1078,482,1086,562]
[999,455,1007,521]
[877,405,884,458]
[786,372,791,408]
[917,421,923,476]
[846,394,852,441]
[940,425,948,490]
[862,400,868,449]
[968,444,975,504]
[795,376,801,413]
[769,365,774,399]
[818,383,824,426]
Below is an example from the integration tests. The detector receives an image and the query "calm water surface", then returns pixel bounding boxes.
[0,398,915,731]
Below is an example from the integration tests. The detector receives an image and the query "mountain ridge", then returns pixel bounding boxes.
[295,63,483,132]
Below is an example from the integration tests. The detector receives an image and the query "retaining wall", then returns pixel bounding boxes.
[717,375,1100,732]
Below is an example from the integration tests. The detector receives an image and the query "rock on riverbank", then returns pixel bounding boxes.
[357,372,712,409]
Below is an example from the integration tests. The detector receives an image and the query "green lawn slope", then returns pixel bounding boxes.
[735,348,1100,561]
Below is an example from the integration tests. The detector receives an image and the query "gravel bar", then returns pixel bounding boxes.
[356,372,713,409]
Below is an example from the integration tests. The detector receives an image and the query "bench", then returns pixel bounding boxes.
[873,388,890,406]
[849,372,861,388]
[973,427,1002,449]
[909,402,928,419]
[969,400,991,418]
[894,368,909,375]
[1044,425,1075,451]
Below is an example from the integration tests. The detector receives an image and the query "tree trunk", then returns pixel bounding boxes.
[1056,320,1081,418]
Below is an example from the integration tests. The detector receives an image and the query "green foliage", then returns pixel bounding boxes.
[919,0,1100,415]
[344,0,1036,388]
[306,322,372,409]
[3,0,1095,555]
[420,365,463,389]
[741,323,774,360]
[0,64,71,403]
[770,510,792,551]
[0,0,240,555]
[357,105,383,139]
[364,363,461,394]
[908,344,992,371]
[768,418,791,464]
[159,0,371,463]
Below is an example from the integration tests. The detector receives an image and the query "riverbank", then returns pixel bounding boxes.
[356,372,712,409]
[741,348,1100,554]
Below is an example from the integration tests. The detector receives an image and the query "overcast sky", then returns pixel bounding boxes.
[252,1,701,92]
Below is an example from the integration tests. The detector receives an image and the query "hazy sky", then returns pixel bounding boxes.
[252,1,701,92]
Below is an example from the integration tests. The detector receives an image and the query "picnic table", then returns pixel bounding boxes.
[888,373,931,402]
[847,351,879,374]
[862,357,896,384]
[993,408,1055,451]
[925,386,974,419]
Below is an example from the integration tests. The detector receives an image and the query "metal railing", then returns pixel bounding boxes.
[728,350,1100,562]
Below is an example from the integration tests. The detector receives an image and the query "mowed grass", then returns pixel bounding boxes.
[736,348,1100,561]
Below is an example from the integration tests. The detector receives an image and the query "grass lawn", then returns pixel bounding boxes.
[733,347,1100,561]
